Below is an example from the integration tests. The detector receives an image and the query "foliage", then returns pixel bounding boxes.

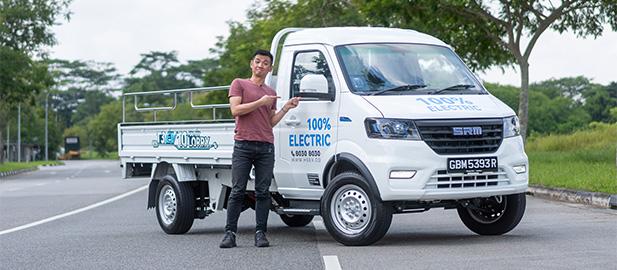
[47,59,121,93]
[125,51,197,93]
[0,160,63,173]
[0,0,71,104]
[610,107,617,122]
[527,123,617,194]
[1,99,63,159]
[0,0,71,163]
[0,48,53,104]
[583,82,617,123]
[87,101,121,157]
[486,78,610,135]
[79,150,117,160]
[46,59,119,127]
[203,0,366,87]
[528,150,616,194]
[526,122,617,152]
[527,92,591,134]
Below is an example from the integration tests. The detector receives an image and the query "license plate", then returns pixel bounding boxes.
[447,157,498,173]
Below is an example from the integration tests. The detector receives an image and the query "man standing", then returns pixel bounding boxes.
[220,49,300,248]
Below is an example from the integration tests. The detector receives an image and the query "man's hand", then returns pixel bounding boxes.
[258,95,280,106]
[270,97,301,127]
[283,97,301,112]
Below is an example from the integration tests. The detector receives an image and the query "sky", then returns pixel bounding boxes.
[50,0,617,87]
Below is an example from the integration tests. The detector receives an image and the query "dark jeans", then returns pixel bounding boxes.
[225,140,275,233]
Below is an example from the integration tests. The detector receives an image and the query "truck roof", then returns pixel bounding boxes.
[284,27,450,48]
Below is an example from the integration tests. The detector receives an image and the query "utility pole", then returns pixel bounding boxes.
[17,104,21,162]
[5,125,9,161]
[45,92,49,161]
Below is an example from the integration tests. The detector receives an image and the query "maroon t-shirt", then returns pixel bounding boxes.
[228,78,277,144]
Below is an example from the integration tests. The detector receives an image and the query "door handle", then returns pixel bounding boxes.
[284,117,301,126]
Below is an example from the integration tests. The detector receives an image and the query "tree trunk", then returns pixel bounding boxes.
[517,60,530,142]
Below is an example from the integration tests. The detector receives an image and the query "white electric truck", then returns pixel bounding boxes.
[118,27,528,246]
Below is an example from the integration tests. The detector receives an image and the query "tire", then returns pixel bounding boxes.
[155,175,195,234]
[457,193,526,235]
[280,214,314,227]
[321,172,393,246]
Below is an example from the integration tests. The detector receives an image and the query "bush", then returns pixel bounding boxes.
[526,122,617,152]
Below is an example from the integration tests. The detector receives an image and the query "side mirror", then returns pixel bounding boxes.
[298,74,333,100]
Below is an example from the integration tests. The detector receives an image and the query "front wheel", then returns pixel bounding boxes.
[321,172,392,246]
[457,193,526,235]
[155,175,195,234]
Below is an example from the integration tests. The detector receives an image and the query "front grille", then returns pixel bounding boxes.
[415,118,503,154]
[425,169,509,190]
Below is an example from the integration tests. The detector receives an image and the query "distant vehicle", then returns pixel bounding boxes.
[62,136,80,160]
[118,27,528,246]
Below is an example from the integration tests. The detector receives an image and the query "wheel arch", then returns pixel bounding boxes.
[322,152,382,201]
[148,162,175,209]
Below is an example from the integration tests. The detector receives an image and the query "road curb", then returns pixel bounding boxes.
[0,167,38,178]
[527,185,617,209]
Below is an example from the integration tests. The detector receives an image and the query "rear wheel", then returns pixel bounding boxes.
[321,172,392,246]
[156,175,195,234]
[280,214,314,227]
[457,193,526,235]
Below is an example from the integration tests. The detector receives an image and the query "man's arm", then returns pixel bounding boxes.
[230,95,278,117]
[270,106,289,127]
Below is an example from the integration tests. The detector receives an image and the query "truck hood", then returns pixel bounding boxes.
[362,94,515,119]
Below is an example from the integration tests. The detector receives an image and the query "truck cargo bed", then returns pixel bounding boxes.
[118,121,237,172]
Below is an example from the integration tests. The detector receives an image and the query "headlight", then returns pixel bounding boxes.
[364,118,421,140]
[503,116,520,138]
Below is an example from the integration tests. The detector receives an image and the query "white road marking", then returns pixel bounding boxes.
[34,183,45,186]
[0,185,148,236]
[323,256,342,270]
[7,188,23,192]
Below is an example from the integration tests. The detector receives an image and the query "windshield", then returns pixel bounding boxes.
[336,43,485,95]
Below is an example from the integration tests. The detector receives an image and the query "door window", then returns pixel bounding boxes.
[290,51,335,100]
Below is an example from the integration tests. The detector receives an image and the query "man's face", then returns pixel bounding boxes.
[250,54,273,78]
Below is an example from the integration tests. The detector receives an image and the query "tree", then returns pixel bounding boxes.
[357,0,617,140]
[125,51,197,92]
[0,0,71,163]
[46,59,119,127]
[203,0,365,87]
[531,76,593,102]
[88,101,121,157]
[47,59,121,94]
[531,77,617,123]
[582,84,617,123]
[487,80,592,135]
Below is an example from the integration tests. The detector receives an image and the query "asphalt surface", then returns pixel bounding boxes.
[0,160,615,269]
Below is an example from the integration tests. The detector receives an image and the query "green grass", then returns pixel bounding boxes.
[0,161,64,173]
[79,150,119,160]
[526,123,617,194]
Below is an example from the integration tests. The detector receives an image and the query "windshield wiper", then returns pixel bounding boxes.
[369,84,427,96]
[431,84,476,94]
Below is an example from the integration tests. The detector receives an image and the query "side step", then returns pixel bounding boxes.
[276,208,320,216]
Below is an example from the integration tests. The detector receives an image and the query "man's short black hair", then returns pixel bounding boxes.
[252,49,273,63]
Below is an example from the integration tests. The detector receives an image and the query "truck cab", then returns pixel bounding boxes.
[118,27,528,246]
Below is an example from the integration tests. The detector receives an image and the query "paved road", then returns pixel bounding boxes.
[1,160,615,269]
